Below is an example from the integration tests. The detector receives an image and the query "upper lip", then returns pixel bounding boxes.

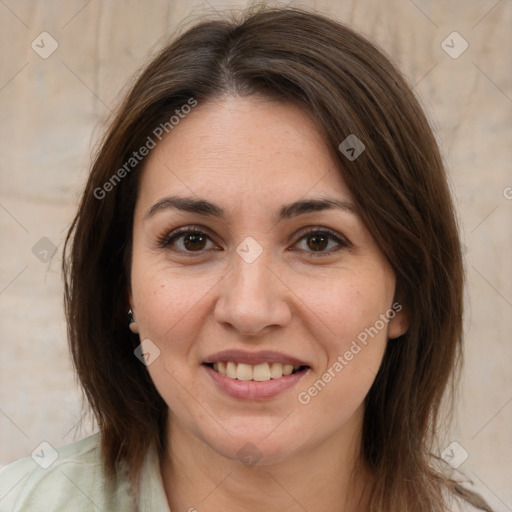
[203,349,310,367]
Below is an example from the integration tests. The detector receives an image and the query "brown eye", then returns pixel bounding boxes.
[294,229,349,257]
[158,227,216,254]
[182,233,208,251]
[306,233,329,251]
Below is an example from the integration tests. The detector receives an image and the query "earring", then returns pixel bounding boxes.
[128,309,139,334]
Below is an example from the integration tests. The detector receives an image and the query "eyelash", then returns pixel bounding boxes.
[156,225,350,258]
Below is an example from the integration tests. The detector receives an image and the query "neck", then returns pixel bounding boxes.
[160,409,372,512]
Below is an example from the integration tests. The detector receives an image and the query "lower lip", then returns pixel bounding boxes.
[203,364,309,400]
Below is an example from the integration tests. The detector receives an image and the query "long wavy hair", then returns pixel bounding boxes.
[62,4,492,511]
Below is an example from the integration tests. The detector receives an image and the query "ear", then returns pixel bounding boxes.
[129,319,140,334]
[128,293,140,335]
[387,302,408,340]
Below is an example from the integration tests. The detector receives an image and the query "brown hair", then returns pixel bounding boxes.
[62,5,491,511]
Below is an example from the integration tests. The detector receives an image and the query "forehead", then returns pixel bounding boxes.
[135,95,353,214]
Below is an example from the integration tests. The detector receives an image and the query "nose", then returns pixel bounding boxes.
[213,248,292,336]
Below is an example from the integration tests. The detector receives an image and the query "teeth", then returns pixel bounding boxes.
[253,363,271,381]
[283,364,293,376]
[269,363,283,379]
[226,361,237,379]
[210,361,304,381]
[236,363,253,381]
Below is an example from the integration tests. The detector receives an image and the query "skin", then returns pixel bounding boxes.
[128,95,408,511]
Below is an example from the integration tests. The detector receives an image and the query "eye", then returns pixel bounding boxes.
[157,226,216,254]
[292,228,349,257]
[157,226,350,257]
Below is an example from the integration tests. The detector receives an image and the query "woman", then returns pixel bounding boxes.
[0,5,493,511]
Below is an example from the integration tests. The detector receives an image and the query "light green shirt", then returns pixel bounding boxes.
[0,433,170,511]
[0,433,484,511]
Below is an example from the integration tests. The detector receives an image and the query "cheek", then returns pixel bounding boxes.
[305,273,392,407]
[296,270,392,409]
[130,262,232,407]
[295,288,390,427]
[131,268,213,413]
[131,262,216,342]
[298,270,393,350]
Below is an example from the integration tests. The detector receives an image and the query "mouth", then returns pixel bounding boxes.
[201,350,311,400]
[203,361,310,381]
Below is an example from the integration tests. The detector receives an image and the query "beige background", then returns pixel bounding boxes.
[0,0,510,510]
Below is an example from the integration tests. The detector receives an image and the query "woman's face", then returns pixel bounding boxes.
[129,95,406,465]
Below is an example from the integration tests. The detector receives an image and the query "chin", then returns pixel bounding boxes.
[198,421,312,467]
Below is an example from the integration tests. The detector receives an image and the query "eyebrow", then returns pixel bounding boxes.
[144,195,357,221]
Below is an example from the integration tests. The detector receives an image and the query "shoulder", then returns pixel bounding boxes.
[0,433,136,512]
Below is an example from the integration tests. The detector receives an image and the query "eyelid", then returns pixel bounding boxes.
[156,224,214,249]
[156,224,351,255]
[293,225,351,246]
[291,226,352,256]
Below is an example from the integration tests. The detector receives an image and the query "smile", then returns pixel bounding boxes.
[205,361,308,381]
[202,363,310,401]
